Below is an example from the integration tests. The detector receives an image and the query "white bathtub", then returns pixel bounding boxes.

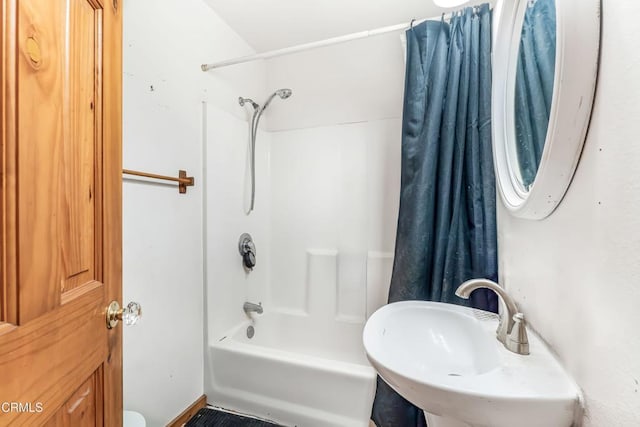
[207,311,377,427]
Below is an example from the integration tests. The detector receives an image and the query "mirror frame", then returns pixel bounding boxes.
[492,0,601,219]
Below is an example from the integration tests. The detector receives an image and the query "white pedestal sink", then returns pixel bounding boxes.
[363,301,582,427]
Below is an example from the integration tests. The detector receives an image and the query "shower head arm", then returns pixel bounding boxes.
[239,97,259,109]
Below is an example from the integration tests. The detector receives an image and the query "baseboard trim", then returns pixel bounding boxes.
[166,394,207,427]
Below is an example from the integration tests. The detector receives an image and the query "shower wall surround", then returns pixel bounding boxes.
[499,1,640,425]
[204,22,405,425]
[269,120,401,318]
[122,0,267,425]
[205,108,272,341]
[266,31,405,317]
[203,32,406,336]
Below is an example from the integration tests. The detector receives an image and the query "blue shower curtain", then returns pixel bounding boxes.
[514,0,557,188]
[371,5,498,426]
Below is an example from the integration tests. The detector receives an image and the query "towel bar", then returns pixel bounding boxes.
[122,169,195,194]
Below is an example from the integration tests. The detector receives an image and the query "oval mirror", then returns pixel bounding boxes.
[492,0,600,219]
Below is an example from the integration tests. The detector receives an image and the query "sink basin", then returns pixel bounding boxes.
[363,301,582,427]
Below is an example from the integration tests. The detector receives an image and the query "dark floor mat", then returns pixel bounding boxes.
[185,407,283,427]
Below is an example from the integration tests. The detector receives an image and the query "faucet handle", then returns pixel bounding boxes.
[243,251,256,269]
[239,233,256,270]
[506,313,530,355]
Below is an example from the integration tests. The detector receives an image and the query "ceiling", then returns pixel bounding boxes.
[203,0,490,52]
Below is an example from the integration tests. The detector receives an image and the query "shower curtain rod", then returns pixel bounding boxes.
[201,15,446,71]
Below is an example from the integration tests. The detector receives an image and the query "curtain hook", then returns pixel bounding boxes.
[410,18,416,29]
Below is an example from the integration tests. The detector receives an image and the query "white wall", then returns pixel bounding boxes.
[123,0,266,425]
[266,32,405,131]
[498,2,640,425]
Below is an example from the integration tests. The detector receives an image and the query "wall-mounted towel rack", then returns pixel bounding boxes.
[123,169,195,194]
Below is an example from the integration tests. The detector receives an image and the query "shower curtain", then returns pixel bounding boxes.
[371,5,498,426]
[514,0,557,188]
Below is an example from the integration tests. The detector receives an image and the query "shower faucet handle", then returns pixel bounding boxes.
[238,233,256,270]
[243,251,256,269]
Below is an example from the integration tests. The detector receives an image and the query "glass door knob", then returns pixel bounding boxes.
[106,301,142,329]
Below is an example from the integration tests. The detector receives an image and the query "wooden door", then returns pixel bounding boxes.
[0,0,122,425]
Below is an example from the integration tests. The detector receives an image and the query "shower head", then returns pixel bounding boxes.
[241,88,293,215]
[239,96,259,109]
[276,88,292,99]
[262,88,293,110]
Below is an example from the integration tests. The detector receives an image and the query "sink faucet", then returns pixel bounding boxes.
[455,279,529,355]
[243,301,263,315]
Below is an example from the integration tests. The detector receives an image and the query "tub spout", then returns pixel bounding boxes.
[243,301,263,315]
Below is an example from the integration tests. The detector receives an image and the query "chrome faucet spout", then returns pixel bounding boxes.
[456,278,529,355]
[243,301,263,315]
